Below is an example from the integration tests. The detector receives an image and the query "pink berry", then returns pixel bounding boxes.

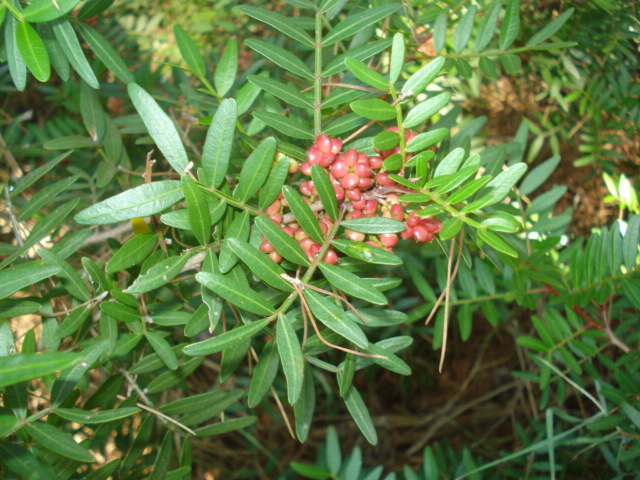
[259,240,275,253]
[333,186,345,201]
[331,160,349,179]
[270,213,283,225]
[298,237,314,250]
[363,200,378,216]
[358,177,373,190]
[322,249,339,264]
[354,162,372,178]
[346,188,362,201]
[330,138,342,154]
[345,209,363,220]
[406,211,419,228]
[379,233,398,248]
[369,156,383,169]
[265,200,280,216]
[295,229,309,241]
[309,243,322,257]
[282,226,294,237]
[412,226,432,243]
[341,173,360,190]
[390,204,405,221]
[344,149,359,166]
[307,145,321,164]
[375,173,394,186]
[351,197,366,210]
[269,251,283,263]
[300,180,314,196]
[345,229,365,242]
[316,135,333,154]
[300,161,312,176]
[320,217,334,232]
[400,227,413,240]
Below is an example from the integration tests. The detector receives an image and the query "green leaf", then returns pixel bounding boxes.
[373,130,399,151]
[347,308,408,327]
[342,217,405,234]
[253,111,314,140]
[173,24,206,78]
[475,0,502,51]
[38,247,91,302]
[10,151,71,198]
[183,176,211,245]
[526,8,574,47]
[304,290,368,349]
[277,313,305,405]
[234,137,277,202]
[77,0,115,20]
[50,340,108,405]
[227,238,293,291]
[332,239,402,265]
[406,128,448,152]
[623,214,640,270]
[402,56,445,98]
[18,175,79,220]
[42,134,96,149]
[0,299,41,319]
[293,369,315,443]
[195,416,257,436]
[403,92,451,129]
[75,180,184,225]
[0,353,79,388]
[54,407,140,424]
[245,39,313,79]
[477,229,518,257]
[148,432,172,480]
[77,23,135,83]
[527,184,566,214]
[323,38,393,77]
[5,10,27,91]
[439,217,463,240]
[499,0,520,51]
[16,20,50,82]
[500,53,521,73]
[219,211,250,273]
[350,98,396,121]
[239,6,314,47]
[453,5,477,53]
[128,83,189,174]
[318,263,387,305]
[195,272,274,316]
[255,216,310,267]
[389,33,404,84]
[0,262,60,300]
[161,390,228,414]
[260,157,292,209]
[145,331,179,370]
[479,56,498,79]
[433,147,465,177]
[248,75,313,109]
[282,186,325,243]
[80,80,106,141]
[183,317,270,357]
[51,18,99,89]
[343,386,378,445]
[324,113,367,136]
[0,441,50,480]
[323,4,401,46]
[215,38,238,97]
[433,12,447,54]
[23,0,80,22]
[25,421,93,462]
[106,232,157,273]
[477,162,527,206]
[248,341,280,407]
[124,252,193,294]
[481,212,521,233]
[201,98,236,188]
[364,342,411,375]
[311,165,339,222]
[519,155,560,196]
[345,57,389,90]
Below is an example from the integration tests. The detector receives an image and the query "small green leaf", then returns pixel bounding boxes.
[201,98,236,188]
[282,185,325,243]
[227,238,293,291]
[10,151,71,198]
[234,137,277,202]
[477,229,518,257]
[500,53,522,73]
[342,217,405,234]
[145,331,178,370]
[246,39,313,79]
[389,33,404,84]
[499,0,520,51]
[75,180,184,225]
[479,57,498,78]
[293,369,315,442]
[174,25,206,78]
[22,0,80,22]
[124,252,193,294]
[0,441,50,480]
[332,239,402,265]
[439,217,463,240]
[38,247,91,302]
[345,57,389,90]
[0,353,80,388]
[239,6,314,47]
[77,23,135,83]
[183,176,211,245]
[248,75,313,109]
[323,4,401,46]
[453,5,477,53]
[214,38,238,97]
[195,416,257,436]
[343,386,378,445]
[338,353,356,398]
[406,128,448,152]
[259,157,292,210]
[43,135,96,149]
[18,175,79,220]
[219,211,250,273]
[433,13,447,54]
[318,263,387,305]
[324,113,367,136]
[277,313,305,405]
[106,232,157,273]
[526,8,574,47]
[0,262,60,300]
[0,299,41,319]
[195,272,274,316]
[80,80,106,141]
[364,342,411,375]
[433,147,465,177]
[304,290,368,348]
[350,98,396,121]
[183,317,270,356]
[51,18,99,89]
[323,38,393,77]
[25,421,93,462]
[475,0,502,51]
[255,216,310,267]
[311,165,339,222]
[16,20,50,82]
[5,10,27,91]
[373,130,399,151]
[54,407,140,424]
[477,162,527,206]
[482,213,521,233]
[403,57,446,98]
[519,155,561,195]
[253,111,315,139]
[248,341,280,407]
[128,83,189,174]
[403,92,451,129]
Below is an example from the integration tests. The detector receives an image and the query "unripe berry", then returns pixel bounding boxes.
[322,249,339,264]
[269,251,283,263]
[406,211,419,228]
[270,213,283,225]
[331,160,349,179]
[288,159,299,174]
[282,226,294,237]
[298,237,314,250]
[300,161,312,176]
[379,233,398,248]
[265,200,280,216]
[390,204,405,221]
[288,222,300,232]
[345,209,363,220]
[259,240,275,253]
[295,229,309,241]
[316,135,333,154]
[341,173,360,190]
[345,229,365,242]
[300,180,315,197]
[375,172,394,186]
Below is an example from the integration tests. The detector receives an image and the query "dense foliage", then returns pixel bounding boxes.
[1,0,638,478]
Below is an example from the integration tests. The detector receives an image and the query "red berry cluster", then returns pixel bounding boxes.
[260,134,443,264]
